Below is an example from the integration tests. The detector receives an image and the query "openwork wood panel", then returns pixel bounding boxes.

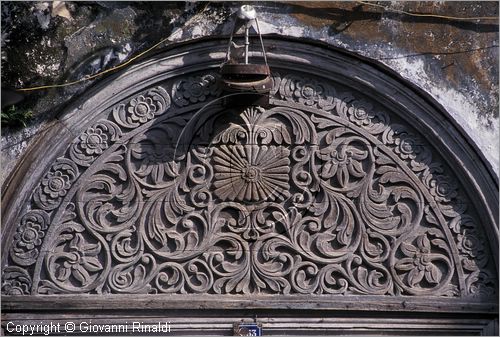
[2,68,497,301]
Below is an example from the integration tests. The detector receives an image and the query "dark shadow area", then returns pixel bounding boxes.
[284,2,499,33]
[376,44,498,60]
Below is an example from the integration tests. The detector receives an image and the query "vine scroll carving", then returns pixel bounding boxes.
[2,72,497,301]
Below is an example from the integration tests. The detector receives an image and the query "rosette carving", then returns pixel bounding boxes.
[279,75,336,110]
[172,73,221,107]
[113,86,171,128]
[213,145,290,202]
[69,120,122,167]
[33,158,79,211]
[11,210,50,266]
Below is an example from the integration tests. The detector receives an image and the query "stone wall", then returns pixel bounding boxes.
[1,1,498,185]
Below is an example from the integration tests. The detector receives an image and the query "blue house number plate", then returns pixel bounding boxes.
[234,323,262,336]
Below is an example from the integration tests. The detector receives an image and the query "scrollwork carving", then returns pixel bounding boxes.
[2,72,495,301]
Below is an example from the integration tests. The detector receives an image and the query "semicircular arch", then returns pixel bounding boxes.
[2,37,498,326]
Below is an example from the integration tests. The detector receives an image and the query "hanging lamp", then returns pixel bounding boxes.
[220,5,272,103]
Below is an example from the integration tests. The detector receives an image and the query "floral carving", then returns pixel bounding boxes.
[428,175,458,203]
[450,215,487,266]
[80,127,108,155]
[1,267,32,295]
[293,79,324,106]
[392,227,456,296]
[33,158,79,210]
[130,123,181,185]
[42,171,71,198]
[128,96,156,123]
[15,215,45,250]
[457,229,483,258]
[53,233,103,287]
[172,74,221,107]
[11,210,49,266]
[319,143,368,187]
[2,72,495,300]
[113,86,171,128]
[347,100,373,126]
[43,222,106,292]
[213,145,290,202]
[279,75,335,110]
[396,235,442,287]
[394,133,421,160]
[69,121,121,167]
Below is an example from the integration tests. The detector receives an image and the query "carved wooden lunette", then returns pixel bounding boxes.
[1,39,497,315]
